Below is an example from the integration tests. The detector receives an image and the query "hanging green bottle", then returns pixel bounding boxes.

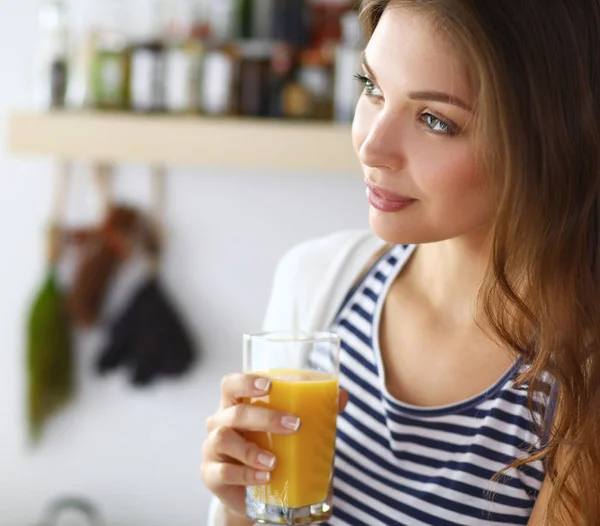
[27,223,73,445]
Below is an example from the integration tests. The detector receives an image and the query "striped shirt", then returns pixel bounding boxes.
[323,244,548,525]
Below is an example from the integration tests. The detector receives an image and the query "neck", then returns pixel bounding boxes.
[407,229,491,325]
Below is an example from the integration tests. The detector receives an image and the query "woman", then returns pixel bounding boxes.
[202,0,600,524]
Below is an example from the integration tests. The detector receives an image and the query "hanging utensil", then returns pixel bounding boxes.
[96,165,197,386]
[26,162,74,445]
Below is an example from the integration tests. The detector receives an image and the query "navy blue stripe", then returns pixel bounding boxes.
[541,382,559,447]
[385,392,545,423]
[339,411,539,503]
[341,340,377,375]
[347,392,387,426]
[336,447,534,510]
[362,287,378,303]
[340,363,382,401]
[337,426,528,492]
[351,303,374,323]
[384,406,537,443]
[388,428,538,465]
[339,319,372,347]
[387,431,544,481]
[488,405,539,430]
[340,410,390,449]
[373,270,387,283]
[331,245,401,326]
[333,487,407,526]
[498,390,544,417]
[336,453,532,522]
[335,468,465,526]
[387,255,399,266]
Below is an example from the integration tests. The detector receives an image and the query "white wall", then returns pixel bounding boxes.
[0,1,367,525]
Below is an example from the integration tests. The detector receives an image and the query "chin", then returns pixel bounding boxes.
[369,208,440,246]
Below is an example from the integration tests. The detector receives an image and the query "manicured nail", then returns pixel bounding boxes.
[254,377,271,392]
[258,452,276,469]
[256,471,270,482]
[281,415,301,431]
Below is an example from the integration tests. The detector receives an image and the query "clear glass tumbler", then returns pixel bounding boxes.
[243,331,341,525]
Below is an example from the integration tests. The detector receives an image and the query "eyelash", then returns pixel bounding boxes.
[353,73,459,137]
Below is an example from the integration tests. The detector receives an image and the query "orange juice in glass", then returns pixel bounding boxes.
[243,332,340,525]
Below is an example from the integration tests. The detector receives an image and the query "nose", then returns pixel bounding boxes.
[357,110,406,172]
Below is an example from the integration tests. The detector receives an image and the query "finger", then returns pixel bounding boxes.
[338,389,350,413]
[202,460,272,489]
[207,404,301,435]
[204,427,277,471]
[220,373,272,409]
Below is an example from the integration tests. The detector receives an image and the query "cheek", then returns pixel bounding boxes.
[416,144,482,199]
[412,142,493,225]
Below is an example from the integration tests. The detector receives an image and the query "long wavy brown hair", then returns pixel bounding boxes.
[359,0,600,523]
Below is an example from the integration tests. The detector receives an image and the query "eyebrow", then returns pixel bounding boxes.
[361,51,473,112]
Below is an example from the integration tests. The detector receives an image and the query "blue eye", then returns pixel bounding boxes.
[354,74,381,97]
[420,112,458,136]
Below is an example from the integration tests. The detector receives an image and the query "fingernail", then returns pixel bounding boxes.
[256,471,270,482]
[254,377,271,392]
[257,452,276,469]
[281,415,301,431]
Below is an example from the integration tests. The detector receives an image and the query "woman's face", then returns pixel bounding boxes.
[353,7,491,245]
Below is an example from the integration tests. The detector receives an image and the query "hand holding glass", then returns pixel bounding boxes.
[243,332,340,525]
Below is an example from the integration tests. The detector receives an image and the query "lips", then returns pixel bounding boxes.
[364,179,416,213]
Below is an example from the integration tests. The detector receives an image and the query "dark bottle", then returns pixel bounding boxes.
[271,0,310,49]
[34,0,69,109]
[236,41,275,117]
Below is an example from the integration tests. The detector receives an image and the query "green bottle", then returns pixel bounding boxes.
[92,0,131,110]
[239,0,253,39]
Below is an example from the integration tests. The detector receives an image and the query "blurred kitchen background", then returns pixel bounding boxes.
[0,0,369,524]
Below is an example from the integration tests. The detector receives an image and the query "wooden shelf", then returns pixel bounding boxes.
[7,111,360,173]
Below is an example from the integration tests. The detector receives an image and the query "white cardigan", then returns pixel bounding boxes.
[207,229,386,526]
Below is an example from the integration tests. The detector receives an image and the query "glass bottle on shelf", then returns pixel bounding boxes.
[298,48,334,121]
[200,45,236,116]
[91,0,131,110]
[239,0,253,39]
[271,0,310,50]
[282,81,312,120]
[33,0,69,109]
[199,0,241,117]
[236,40,274,117]
[164,0,204,114]
[238,0,274,40]
[66,29,96,109]
[130,0,168,113]
[250,0,274,40]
